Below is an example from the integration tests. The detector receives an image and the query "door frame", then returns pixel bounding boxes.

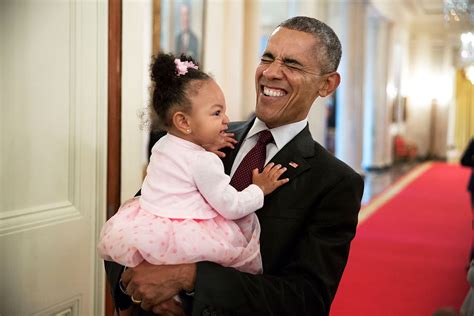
[106,0,122,314]
[106,1,161,314]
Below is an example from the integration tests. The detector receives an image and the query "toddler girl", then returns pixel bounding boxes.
[98,53,288,277]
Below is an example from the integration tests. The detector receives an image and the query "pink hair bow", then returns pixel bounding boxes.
[174,59,198,76]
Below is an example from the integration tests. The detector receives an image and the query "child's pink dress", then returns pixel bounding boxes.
[98,134,263,274]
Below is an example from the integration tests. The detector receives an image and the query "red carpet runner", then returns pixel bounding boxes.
[331,162,472,316]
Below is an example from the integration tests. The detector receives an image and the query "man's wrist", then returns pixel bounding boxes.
[119,266,128,295]
[178,263,196,292]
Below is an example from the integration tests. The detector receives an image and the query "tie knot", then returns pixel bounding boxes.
[257,130,273,145]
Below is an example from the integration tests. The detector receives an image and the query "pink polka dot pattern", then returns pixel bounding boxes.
[230,130,273,191]
[97,197,262,274]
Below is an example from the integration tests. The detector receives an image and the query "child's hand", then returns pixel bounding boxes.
[252,163,289,195]
[202,132,238,158]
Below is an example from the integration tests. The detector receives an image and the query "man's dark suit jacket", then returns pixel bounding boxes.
[461,138,474,203]
[105,120,364,316]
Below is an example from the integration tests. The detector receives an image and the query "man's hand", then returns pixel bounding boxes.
[121,262,196,311]
[152,298,186,316]
[202,132,238,158]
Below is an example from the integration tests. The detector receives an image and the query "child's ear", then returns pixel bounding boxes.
[172,111,192,135]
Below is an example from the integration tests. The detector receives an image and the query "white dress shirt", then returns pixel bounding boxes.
[230,118,308,177]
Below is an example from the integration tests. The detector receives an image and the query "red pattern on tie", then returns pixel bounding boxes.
[230,130,274,191]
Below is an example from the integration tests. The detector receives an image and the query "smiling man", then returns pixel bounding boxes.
[106,16,364,316]
[255,29,337,129]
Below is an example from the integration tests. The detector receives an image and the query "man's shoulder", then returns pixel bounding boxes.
[228,120,251,131]
[461,138,474,166]
[309,140,363,180]
[227,120,254,142]
[468,138,474,152]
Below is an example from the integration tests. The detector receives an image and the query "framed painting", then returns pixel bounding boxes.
[157,0,206,65]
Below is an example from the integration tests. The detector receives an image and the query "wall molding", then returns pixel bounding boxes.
[0,202,81,236]
[33,295,81,316]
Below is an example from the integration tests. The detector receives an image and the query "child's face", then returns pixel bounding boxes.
[187,80,229,146]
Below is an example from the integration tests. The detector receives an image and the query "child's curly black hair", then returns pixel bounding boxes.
[150,52,210,129]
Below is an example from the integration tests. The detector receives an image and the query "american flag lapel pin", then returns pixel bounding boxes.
[289,161,299,168]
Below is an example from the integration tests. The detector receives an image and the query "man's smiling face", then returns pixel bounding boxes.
[255,27,326,128]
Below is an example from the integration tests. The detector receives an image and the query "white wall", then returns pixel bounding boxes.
[432,44,454,159]
[386,23,410,148]
[405,32,455,158]
[121,0,153,201]
[370,0,457,161]
[203,0,246,121]
[405,34,432,157]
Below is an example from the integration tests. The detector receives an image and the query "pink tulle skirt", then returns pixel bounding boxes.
[98,197,262,274]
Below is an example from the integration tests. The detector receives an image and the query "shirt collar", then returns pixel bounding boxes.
[245,117,308,150]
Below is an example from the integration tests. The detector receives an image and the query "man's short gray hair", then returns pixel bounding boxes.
[278,16,342,74]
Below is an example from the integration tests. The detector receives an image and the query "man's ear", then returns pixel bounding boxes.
[318,72,341,97]
[172,111,192,134]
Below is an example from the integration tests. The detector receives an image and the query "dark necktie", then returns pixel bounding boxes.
[230,130,274,191]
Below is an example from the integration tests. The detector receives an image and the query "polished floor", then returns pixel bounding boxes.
[362,161,420,205]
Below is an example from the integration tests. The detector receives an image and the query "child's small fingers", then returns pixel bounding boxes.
[274,167,287,179]
[224,141,235,149]
[276,178,289,186]
[263,162,275,173]
[273,165,285,172]
[270,163,282,170]
[268,164,282,177]
[214,151,225,158]
[222,134,238,143]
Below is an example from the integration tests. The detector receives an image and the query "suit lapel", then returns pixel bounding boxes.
[268,124,315,181]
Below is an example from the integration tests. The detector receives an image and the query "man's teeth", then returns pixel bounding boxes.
[263,87,286,97]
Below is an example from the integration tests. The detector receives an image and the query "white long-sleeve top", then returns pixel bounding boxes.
[139,133,264,220]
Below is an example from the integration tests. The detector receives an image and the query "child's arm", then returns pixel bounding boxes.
[193,153,288,220]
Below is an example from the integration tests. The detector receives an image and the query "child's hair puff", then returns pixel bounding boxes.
[150,52,210,129]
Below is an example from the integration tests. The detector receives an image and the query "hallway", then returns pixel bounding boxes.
[2,0,474,314]
[333,162,472,315]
